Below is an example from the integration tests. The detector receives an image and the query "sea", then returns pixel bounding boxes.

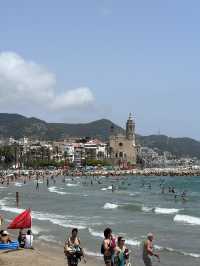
[0,175,200,266]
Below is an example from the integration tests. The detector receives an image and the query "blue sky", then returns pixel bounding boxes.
[0,0,200,139]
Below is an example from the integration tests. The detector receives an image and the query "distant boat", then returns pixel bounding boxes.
[7,209,32,229]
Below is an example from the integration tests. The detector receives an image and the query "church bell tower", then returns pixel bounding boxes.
[126,113,135,140]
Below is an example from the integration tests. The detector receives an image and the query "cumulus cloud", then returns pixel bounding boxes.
[0,51,95,112]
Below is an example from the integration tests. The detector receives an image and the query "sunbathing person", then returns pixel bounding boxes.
[0,231,11,244]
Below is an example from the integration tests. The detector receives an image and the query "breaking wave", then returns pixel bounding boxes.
[174,214,200,226]
[66,183,79,187]
[142,206,181,215]
[48,186,68,195]
[101,186,112,191]
[103,203,119,209]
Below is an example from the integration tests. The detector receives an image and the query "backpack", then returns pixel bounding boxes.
[101,242,105,255]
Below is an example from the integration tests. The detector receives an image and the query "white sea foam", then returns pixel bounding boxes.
[129,192,140,196]
[142,206,153,212]
[174,214,200,225]
[48,186,67,195]
[88,228,103,239]
[66,183,79,187]
[125,239,140,247]
[154,245,200,258]
[0,186,6,189]
[154,207,181,214]
[101,186,112,191]
[182,252,200,258]
[142,206,181,215]
[14,182,24,187]
[103,203,119,209]
[0,198,86,230]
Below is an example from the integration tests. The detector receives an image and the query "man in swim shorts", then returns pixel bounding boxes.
[143,233,160,266]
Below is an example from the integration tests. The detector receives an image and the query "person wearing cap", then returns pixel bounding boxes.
[143,233,160,266]
[0,230,11,244]
[114,236,129,266]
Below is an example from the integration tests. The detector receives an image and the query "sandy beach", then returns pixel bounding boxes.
[0,244,102,266]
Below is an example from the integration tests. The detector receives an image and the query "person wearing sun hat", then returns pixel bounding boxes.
[0,230,12,244]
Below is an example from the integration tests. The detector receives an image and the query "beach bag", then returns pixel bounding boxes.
[101,242,105,254]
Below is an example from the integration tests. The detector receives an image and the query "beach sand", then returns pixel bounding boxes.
[0,244,102,266]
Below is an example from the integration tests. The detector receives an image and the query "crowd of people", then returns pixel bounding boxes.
[0,229,33,249]
[64,228,160,266]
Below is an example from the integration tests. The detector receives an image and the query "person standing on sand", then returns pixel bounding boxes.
[143,233,160,266]
[102,228,116,266]
[64,228,86,266]
[114,236,129,266]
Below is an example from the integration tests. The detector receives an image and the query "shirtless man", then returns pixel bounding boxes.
[103,228,116,266]
[143,233,160,266]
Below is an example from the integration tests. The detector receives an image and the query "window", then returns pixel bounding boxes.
[119,142,123,147]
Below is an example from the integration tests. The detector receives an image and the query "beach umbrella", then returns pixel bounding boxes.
[7,209,32,229]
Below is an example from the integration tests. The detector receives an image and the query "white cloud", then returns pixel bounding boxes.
[0,51,95,112]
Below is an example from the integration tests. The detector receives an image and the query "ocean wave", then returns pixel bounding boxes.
[66,183,79,187]
[174,214,200,225]
[88,228,140,247]
[101,186,112,191]
[125,239,140,247]
[48,186,68,195]
[129,192,140,196]
[88,228,103,239]
[142,206,153,212]
[142,206,181,215]
[0,198,87,230]
[154,207,181,214]
[154,245,200,258]
[103,203,119,209]
[14,182,24,187]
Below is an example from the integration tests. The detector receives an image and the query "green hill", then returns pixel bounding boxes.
[137,134,200,158]
[0,113,124,140]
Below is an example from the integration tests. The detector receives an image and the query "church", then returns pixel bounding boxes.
[109,114,137,168]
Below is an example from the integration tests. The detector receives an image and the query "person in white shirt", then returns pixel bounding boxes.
[25,229,33,249]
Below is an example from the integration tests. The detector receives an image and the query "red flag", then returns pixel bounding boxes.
[7,209,32,229]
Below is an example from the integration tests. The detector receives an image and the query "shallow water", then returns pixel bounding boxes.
[0,175,200,265]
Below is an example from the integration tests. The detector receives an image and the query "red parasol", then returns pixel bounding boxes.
[7,209,32,229]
